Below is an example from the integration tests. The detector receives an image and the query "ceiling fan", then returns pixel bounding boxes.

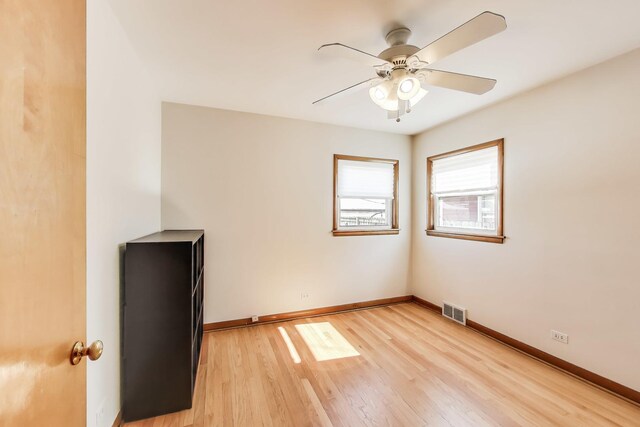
[313,11,507,121]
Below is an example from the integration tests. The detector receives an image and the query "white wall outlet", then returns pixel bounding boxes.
[300,291,310,300]
[551,330,569,344]
[251,315,259,323]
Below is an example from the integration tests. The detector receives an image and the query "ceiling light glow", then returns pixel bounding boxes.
[369,71,426,120]
[399,79,413,93]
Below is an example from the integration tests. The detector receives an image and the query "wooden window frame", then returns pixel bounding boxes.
[426,139,505,244]
[333,154,399,237]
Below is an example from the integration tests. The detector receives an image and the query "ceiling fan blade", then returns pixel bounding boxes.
[410,11,506,64]
[312,78,379,104]
[418,69,496,95]
[318,43,390,67]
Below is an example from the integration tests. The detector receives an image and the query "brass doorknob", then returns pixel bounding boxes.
[70,340,104,365]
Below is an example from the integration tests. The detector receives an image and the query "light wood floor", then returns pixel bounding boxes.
[125,303,640,426]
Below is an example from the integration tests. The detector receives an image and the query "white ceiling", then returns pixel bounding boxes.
[109,0,640,135]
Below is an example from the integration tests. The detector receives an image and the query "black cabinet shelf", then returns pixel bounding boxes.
[123,229,204,422]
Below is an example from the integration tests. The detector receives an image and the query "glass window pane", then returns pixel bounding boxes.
[339,198,390,228]
[436,193,496,231]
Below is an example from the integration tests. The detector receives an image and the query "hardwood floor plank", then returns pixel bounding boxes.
[126,303,640,427]
[300,378,333,427]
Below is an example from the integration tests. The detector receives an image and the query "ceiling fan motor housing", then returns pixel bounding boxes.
[379,27,420,66]
[385,27,411,46]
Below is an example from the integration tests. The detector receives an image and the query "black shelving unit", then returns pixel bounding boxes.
[122,230,204,422]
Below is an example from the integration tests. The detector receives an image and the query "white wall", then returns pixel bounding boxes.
[162,103,412,323]
[411,48,640,391]
[87,1,161,426]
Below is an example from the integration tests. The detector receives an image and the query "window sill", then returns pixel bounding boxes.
[333,229,400,237]
[426,229,505,244]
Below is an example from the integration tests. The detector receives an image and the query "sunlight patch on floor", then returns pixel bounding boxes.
[295,322,360,362]
[278,326,301,364]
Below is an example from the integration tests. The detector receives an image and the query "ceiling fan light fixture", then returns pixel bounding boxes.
[368,87,384,105]
[409,87,428,106]
[315,11,507,121]
[368,79,394,107]
[399,78,414,93]
[370,74,423,112]
[397,76,420,100]
[374,89,400,111]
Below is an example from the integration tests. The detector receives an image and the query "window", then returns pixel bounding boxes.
[333,154,399,236]
[427,139,504,243]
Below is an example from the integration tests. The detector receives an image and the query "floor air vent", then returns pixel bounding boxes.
[442,302,466,325]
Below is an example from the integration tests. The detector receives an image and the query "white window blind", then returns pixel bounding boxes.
[431,146,498,194]
[337,160,395,199]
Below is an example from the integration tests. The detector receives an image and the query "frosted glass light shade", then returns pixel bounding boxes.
[369,79,393,105]
[409,87,428,105]
[399,79,414,93]
[397,77,420,100]
[369,79,400,111]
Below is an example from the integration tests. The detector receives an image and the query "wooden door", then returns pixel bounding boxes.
[0,0,87,425]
